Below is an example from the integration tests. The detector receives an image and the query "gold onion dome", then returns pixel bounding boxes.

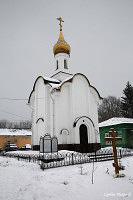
[53,17,71,56]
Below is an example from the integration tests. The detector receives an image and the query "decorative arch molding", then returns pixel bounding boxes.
[60,129,69,135]
[36,118,44,124]
[73,116,96,144]
[73,116,95,128]
[28,73,103,104]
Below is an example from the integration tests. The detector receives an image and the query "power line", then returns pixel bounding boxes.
[0,98,28,101]
[0,108,29,119]
[0,97,45,101]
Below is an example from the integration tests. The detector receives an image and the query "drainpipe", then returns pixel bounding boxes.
[50,88,56,136]
[27,104,34,150]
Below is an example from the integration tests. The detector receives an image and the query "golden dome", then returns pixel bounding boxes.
[53,30,71,56]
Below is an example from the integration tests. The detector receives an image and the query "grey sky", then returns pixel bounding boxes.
[0,0,133,121]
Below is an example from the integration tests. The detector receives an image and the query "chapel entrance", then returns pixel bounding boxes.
[79,124,88,153]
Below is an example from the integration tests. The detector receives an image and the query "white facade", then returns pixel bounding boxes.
[29,72,102,152]
[28,27,103,152]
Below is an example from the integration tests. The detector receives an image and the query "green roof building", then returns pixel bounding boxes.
[99,118,133,148]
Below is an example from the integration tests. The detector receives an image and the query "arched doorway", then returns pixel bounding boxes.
[79,124,88,153]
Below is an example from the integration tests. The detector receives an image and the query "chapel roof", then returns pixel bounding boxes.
[28,73,103,104]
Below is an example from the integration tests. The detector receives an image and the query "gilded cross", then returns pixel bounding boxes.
[57,17,64,31]
[105,128,122,175]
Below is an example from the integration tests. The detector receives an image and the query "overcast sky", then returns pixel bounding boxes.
[0,0,133,121]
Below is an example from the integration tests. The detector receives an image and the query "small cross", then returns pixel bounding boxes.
[57,17,64,31]
[105,128,122,175]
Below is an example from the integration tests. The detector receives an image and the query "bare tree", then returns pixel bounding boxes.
[98,96,122,123]
[0,120,7,128]
[0,120,31,129]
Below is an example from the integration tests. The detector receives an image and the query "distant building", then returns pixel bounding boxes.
[0,129,32,150]
[99,118,133,148]
[28,18,103,153]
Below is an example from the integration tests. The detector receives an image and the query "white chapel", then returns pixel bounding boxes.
[28,18,103,152]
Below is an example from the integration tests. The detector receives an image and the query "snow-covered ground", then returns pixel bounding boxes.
[0,155,133,200]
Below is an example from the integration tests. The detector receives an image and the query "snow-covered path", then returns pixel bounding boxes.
[0,156,133,200]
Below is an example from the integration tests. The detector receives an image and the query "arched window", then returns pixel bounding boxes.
[56,60,58,70]
[64,59,68,69]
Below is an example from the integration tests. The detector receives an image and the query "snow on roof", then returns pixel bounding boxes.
[43,76,60,83]
[62,75,74,83]
[49,83,61,89]
[0,129,32,136]
[49,75,74,89]
[99,117,133,127]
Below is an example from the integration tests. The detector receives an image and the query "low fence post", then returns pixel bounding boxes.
[29,155,31,162]
[120,149,122,158]
[72,153,74,165]
[95,151,97,162]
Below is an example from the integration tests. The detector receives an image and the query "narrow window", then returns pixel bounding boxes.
[105,133,112,145]
[64,59,68,69]
[56,60,58,70]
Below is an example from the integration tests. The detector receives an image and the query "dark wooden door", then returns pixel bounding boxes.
[79,124,88,153]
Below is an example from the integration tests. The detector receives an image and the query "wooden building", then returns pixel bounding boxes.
[99,118,133,148]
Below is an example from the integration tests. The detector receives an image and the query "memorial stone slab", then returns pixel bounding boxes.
[52,136,58,152]
[44,134,51,153]
[40,136,44,153]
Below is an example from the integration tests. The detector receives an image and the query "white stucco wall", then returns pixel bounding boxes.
[29,73,102,146]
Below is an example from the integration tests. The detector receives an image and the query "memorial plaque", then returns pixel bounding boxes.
[40,136,44,153]
[44,134,51,153]
[52,137,58,152]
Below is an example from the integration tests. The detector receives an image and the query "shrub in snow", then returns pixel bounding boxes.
[106,168,109,174]
[114,173,125,178]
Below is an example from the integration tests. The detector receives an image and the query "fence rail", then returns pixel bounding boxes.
[0,148,133,169]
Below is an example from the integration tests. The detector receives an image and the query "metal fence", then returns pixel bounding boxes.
[0,148,133,170]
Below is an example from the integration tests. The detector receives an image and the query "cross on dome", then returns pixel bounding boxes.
[57,17,64,31]
[53,17,71,56]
